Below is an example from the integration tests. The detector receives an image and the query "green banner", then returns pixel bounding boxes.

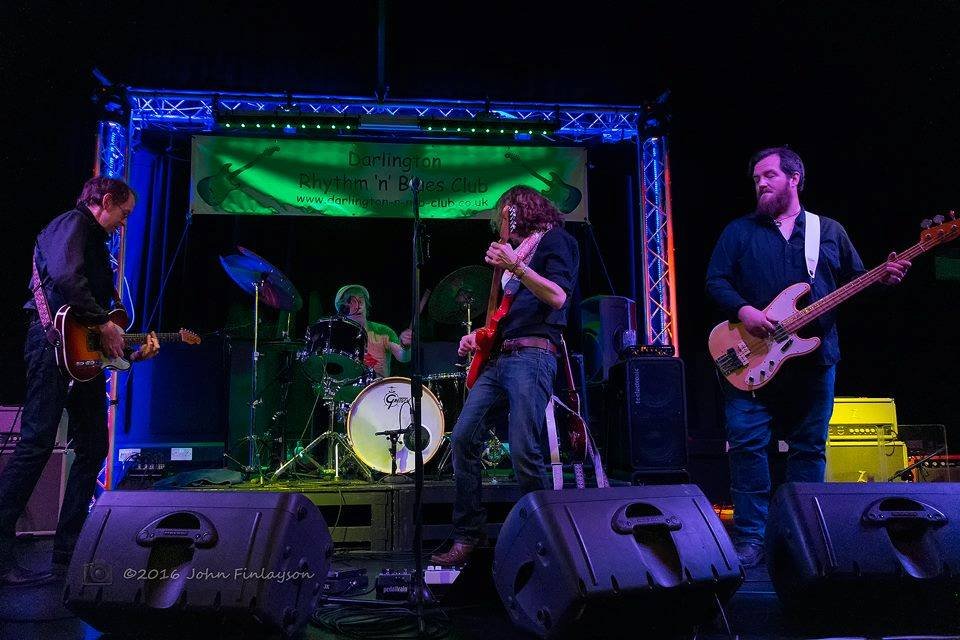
[190,136,587,220]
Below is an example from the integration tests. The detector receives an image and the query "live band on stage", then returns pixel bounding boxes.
[3,148,959,639]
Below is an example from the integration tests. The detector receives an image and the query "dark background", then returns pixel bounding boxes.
[2,1,959,443]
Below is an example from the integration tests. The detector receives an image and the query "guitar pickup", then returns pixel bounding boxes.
[779,338,793,353]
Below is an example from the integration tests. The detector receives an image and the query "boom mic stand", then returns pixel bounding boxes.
[315,178,432,626]
[408,176,427,631]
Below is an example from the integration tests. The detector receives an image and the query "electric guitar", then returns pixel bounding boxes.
[558,335,587,483]
[55,306,201,382]
[466,207,513,389]
[710,214,959,391]
[196,145,281,207]
[505,152,583,214]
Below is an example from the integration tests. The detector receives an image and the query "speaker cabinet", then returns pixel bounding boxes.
[493,485,742,638]
[605,357,688,481]
[825,439,909,482]
[64,491,332,639]
[580,295,636,383]
[0,447,74,536]
[766,482,960,613]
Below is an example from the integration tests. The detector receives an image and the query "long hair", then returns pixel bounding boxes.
[492,185,563,237]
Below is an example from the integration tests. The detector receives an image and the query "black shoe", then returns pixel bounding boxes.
[0,564,56,587]
[735,542,765,568]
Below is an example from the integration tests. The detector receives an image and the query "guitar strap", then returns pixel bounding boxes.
[31,246,61,346]
[544,397,564,490]
[804,211,821,280]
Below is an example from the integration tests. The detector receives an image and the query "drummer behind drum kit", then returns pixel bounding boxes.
[220,247,501,482]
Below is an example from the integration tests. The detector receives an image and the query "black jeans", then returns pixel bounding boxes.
[0,320,107,568]
[449,347,558,544]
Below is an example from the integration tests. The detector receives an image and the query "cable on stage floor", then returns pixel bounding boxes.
[311,603,453,640]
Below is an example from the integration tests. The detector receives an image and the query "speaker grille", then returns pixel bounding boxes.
[607,357,687,474]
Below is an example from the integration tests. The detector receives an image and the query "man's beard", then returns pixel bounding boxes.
[756,188,790,217]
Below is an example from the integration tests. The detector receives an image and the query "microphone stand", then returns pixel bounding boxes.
[313,179,432,621]
[408,176,427,631]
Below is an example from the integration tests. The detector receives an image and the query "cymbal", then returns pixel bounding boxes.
[428,265,493,325]
[219,246,302,311]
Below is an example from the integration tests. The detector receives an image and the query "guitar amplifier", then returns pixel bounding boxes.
[825,439,908,483]
[912,454,960,483]
[0,447,75,536]
[828,397,898,441]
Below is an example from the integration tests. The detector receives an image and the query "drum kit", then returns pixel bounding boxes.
[220,247,502,481]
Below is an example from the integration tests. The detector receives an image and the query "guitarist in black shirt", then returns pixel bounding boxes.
[0,177,159,586]
[431,185,579,567]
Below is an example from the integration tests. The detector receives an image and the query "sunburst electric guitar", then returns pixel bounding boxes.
[55,306,201,382]
[710,214,959,391]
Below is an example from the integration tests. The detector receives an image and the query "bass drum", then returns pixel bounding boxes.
[346,377,444,474]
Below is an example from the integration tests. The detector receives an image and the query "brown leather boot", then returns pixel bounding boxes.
[430,541,476,567]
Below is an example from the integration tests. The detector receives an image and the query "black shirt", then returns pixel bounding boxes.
[25,205,115,325]
[499,226,579,346]
[705,209,866,366]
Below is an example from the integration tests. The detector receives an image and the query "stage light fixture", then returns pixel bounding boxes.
[214,112,360,133]
[417,116,560,139]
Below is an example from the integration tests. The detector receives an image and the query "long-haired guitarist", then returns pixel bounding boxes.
[431,185,578,567]
[0,177,159,587]
[705,147,910,568]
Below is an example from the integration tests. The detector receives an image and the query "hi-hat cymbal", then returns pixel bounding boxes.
[428,265,493,325]
[219,246,302,311]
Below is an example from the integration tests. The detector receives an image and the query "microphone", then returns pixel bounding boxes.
[409,176,423,192]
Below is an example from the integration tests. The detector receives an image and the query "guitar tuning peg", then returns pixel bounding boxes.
[933,214,945,225]
[920,219,933,229]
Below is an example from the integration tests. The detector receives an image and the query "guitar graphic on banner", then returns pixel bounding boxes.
[196,145,281,207]
[504,152,582,214]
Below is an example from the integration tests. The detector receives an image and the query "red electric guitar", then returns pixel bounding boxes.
[466,207,513,389]
[54,306,201,382]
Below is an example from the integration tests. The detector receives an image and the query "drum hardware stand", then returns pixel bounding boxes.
[433,429,505,478]
[271,379,373,482]
[249,279,264,483]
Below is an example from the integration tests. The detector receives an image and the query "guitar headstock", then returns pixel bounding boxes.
[179,329,202,345]
[497,204,513,244]
[918,211,960,249]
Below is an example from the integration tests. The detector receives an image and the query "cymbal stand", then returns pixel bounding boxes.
[271,377,373,482]
[249,279,264,483]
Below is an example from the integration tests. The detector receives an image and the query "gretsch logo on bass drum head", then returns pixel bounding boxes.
[383,387,411,411]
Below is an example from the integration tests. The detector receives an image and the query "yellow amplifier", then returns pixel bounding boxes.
[825,440,909,482]
[828,397,898,441]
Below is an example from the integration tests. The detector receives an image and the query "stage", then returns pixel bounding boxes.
[3,521,959,639]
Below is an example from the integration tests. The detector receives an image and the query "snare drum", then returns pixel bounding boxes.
[346,377,444,474]
[299,316,367,382]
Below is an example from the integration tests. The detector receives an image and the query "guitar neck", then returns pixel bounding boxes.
[782,240,926,333]
[122,333,183,345]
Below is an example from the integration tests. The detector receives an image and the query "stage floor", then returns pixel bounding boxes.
[2,538,959,640]
[3,476,959,638]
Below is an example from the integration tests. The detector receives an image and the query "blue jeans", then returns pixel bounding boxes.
[0,320,108,569]
[722,364,836,545]
[450,347,558,544]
